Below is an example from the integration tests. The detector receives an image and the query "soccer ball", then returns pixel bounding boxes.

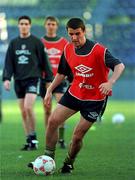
[112,113,125,124]
[33,155,56,176]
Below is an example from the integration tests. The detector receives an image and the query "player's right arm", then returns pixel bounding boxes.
[2,41,14,91]
[3,80,10,91]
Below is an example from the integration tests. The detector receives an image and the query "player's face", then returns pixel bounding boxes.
[45,20,58,35]
[18,19,31,37]
[68,28,86,48]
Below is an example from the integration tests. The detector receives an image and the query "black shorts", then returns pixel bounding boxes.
[39,79,68,98]
[14,78,39,98]
[59,91,106,122]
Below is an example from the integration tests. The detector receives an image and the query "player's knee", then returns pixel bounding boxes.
[72,134,83,144]
[24,105,33,115]
[20,107,27,119]
[48,114,59,130]
[21,110,27,119]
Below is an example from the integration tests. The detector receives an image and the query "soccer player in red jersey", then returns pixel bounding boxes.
[40,16,69,148]
[28,18,125,173]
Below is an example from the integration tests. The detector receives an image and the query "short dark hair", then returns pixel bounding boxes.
[66,18,85,31]
[44,16,59,25]
[18,15,31,24]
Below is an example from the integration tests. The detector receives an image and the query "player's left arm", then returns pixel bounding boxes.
[99,50,125,95]
[44,73,65,108]
[36,40,53,82]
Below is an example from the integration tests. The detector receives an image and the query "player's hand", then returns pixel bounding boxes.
[45,82,51,89]
[99,81,113,95]
[44,89,52,108]
[3,80,10,91]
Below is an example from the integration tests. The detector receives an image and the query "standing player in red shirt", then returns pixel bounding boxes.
[40,16,69,148]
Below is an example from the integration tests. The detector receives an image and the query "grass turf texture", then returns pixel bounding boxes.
[0,100,135,180]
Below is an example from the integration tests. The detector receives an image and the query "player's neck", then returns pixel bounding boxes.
[20,32,31,38]
[46,33,57,38]
[75,38,86,49]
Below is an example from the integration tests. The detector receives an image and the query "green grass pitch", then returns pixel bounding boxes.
[0,100,135,180]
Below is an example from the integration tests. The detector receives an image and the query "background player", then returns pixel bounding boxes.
[40,16,69,148]
[3,15,53,151]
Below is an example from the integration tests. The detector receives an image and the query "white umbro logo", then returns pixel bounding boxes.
[21,44,26,50]
[88,112,99,119]
[75,64,92,74]
[28,86,37,92]
[46,48,60,55]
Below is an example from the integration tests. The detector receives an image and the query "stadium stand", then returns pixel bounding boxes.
[109,0,135,17]
[95,23,135,66]
[0,0,90,18]
[89,0,135,66]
